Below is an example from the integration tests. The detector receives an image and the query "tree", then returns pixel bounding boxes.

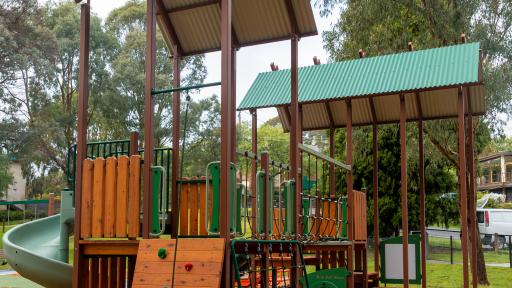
[0,155,13,197]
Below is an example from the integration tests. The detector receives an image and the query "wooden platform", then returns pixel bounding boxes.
[132,238,225,288]
[354,271,379,288]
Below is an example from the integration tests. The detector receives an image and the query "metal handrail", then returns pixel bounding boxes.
[299,143,351,171]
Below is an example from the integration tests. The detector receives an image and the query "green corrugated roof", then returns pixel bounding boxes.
[238,42,481,110]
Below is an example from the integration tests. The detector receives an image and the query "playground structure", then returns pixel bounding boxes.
[2,1,486,288]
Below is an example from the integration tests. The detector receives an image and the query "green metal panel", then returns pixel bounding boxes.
[207,162,238,234]
[341,199,347,238]
[379,234,422,285]
[238,43,481,110]
[151,166,164,235]
[283,180,295,234]
[301,268,351,288]
[256,171,272,235]
[302,198,310,235]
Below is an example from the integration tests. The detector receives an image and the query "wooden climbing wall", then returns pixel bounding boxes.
[132,238,225,287]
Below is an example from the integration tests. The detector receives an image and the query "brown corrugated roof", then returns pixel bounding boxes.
[157,0,317,56]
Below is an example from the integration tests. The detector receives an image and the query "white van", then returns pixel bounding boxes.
[476,208,512,247]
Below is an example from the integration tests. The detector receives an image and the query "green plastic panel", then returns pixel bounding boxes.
[207,162,239,234]
[151,166,164,235]
[379,234,422,285]
[238,43,481,110]
[283,181,295,234]
[256,171,272,235]
[301,268,351,288]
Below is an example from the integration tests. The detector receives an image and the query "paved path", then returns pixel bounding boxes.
[0,271,42,287]
[426,227,460,239]
[428,260,510,267]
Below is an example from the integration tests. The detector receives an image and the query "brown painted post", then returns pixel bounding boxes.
[290,34,301,286]
[220,0,233,284]
[231,49,237,162]
[48,193,55,216]
[419,115,427,288]
[399,94,409,287]
[372,123,379,273]
[329,128,335,197]
[346,99,354,288]
[129,132,139,156]
[73,1,90,286]
[171,49,181,238]
[142,0,156,239]
[458,87,470,287]
[466,88,478,287]
[251,109,257,235]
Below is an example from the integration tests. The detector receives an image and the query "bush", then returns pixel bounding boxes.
[0,209,48,222]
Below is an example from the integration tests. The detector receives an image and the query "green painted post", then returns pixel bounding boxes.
[302,199,310,235]
[284,181,295,234]
[151,167,162,235]
[210,163,221,233]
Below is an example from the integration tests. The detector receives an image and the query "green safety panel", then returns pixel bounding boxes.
[379,234,422,285]
[256,171,273,235]
[283,181,295,234]
[301,268,351,288]
[151,166,165,235]
[207,162,240,234]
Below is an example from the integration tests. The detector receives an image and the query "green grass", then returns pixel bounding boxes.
[428,236,511,263]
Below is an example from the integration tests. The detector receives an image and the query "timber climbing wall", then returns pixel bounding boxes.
[132,238,225,287]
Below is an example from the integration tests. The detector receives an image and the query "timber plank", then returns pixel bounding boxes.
[189,177,199,235]
[115,156,129,237]
[179,179,189,235]
[199,177,207,236]
[104,157,117,237]
[92,158,106,238]
[81,159,94,239]
[128,155,141,238]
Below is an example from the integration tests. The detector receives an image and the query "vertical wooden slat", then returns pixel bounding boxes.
[116,156,129,237]
[321,200,329,237]
[90,258,100,288]
[92,158,106,238]
[108,257,117,288]
[127,256,136,288]
[180,179,189,236]
[81,159,94,239]
[104,158,117,237]
[128,155,141,238]
[117,257,126,288]
[329,202,336,237]
[199,177,207,236]
[100,257,108,288]
[330,251,337,269]
[321,251,329,269]
[189,177,199,235]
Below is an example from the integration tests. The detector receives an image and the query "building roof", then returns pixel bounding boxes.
[157,0,317,56]
[238,42,485,131]
[479,152,512,162]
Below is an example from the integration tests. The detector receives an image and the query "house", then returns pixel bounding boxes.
[1,160,27,210]
[477,152,512,201]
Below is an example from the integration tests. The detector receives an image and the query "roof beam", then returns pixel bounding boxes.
[168,0,219,13]
[415,92,423,120]
[284,0,298,34]
[466,87,473,115]
[325,102,335,128]
[156,0,183,56]
[285,106,292,128]
[369,96,377,124]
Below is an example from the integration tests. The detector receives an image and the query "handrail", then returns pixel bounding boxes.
[299,143,351,171]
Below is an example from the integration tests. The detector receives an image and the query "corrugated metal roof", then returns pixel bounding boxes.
[239,43,485,131]
[158,0,317,56]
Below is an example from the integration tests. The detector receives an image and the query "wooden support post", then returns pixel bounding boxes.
[399,94,409,287]
[129,132,139,156]
[48,193,55,216]
[419,114,427,288]
[171,48,181,238]
[73,1,90,287]
[346,99,354,288]
[329,128,335,198]
[458,87,470,287]
[142,0,156,239]
[467,105,478,287]
[220,0,233,284]
[290,33,301,287]
[251,109,257,235]
[372,123,379,273]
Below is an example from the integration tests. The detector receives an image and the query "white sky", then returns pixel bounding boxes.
[90,1,512,135]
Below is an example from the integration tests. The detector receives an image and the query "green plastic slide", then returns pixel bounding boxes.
[3,190,74,288]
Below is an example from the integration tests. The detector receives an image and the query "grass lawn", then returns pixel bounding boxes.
[428,236,511,263]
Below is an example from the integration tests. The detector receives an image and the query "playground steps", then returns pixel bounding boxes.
[132,238,225,288]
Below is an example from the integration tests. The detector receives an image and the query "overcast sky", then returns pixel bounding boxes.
[88,1,511,135]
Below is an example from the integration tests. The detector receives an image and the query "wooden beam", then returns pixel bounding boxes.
[171,49,181,238]
[156,0,184,56]
[284,0,298,34]
[167,0,219,13]
[285,106,292,128]
[372,123,379,274]
[346,99,354,288]
[399,94,409,287]
[325,102,334,128]
[458,87,470,288]
[419,116,426,288]
[466,87,478,287]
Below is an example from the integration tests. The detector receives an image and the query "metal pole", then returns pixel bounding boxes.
[231,49,237,162]
[346,99,354,288]
[171,49,181,238]
[508,235,511,268]
[142,0,157,239]
[458,87,470,287]
[400,94,409,287]
[220,0,233,284]
[450,235,454,264]
[151,81,221,95]
[419,115,427,287]
[372,123,379,273]
[73,1,90,286]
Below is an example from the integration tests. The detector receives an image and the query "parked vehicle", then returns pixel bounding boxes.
[476,208,512,248]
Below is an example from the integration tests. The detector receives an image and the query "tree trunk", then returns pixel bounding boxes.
[475,224,489,285]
